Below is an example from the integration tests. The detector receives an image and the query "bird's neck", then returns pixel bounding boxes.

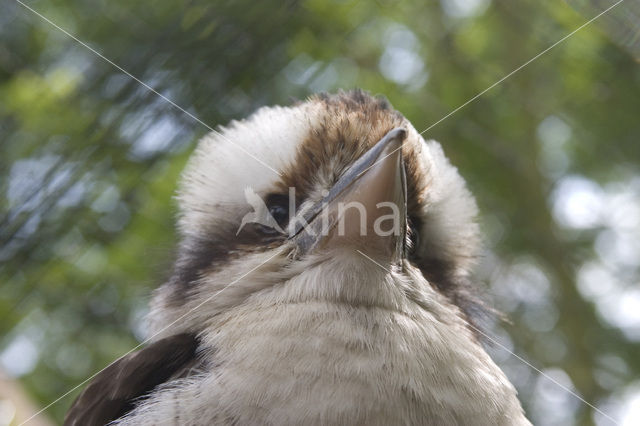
[193,266,528,425]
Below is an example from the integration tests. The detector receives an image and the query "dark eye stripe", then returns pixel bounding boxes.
[164,216,287,306]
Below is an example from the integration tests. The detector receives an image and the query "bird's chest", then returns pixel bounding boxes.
[122,301,525,425]
[197,302,499,425]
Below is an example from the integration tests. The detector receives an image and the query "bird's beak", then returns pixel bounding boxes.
[289,127,408,262]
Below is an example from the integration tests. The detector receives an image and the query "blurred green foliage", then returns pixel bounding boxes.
[1,0,639,424]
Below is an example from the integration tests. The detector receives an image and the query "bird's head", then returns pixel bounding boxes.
[148,90,483,337]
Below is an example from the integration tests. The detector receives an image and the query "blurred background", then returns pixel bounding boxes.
[1,0,639,424]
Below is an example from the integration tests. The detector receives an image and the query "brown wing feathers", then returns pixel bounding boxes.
[64,333,199,426]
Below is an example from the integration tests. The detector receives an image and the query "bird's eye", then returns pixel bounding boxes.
[265,193,290,231]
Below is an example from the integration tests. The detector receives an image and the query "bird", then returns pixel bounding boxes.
[65,89,531,425]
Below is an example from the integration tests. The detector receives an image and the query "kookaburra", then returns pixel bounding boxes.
[66,90,531,425]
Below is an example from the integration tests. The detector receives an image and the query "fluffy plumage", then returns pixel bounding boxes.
[66,90,531,425]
